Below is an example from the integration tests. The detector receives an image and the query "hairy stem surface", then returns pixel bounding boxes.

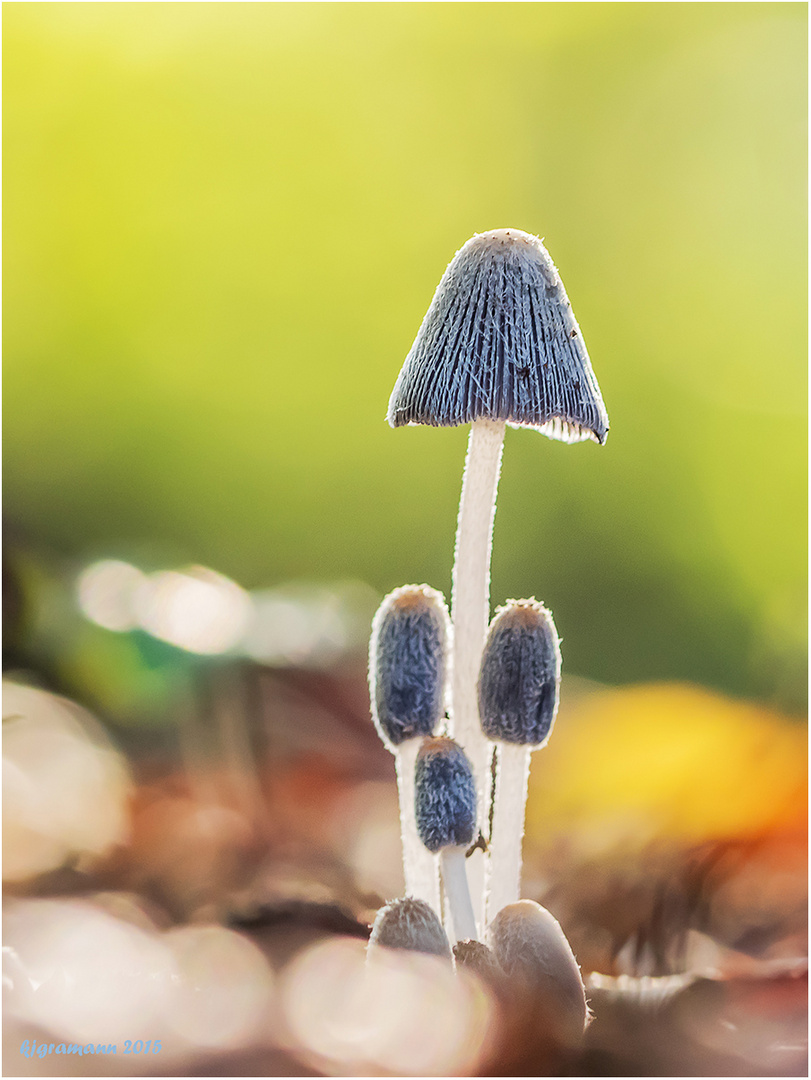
[486,742,532,923]
[395,740,441,914]
[450,416,505,933]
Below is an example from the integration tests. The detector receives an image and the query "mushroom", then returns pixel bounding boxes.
[452,938,503,986]
[487,899,588,1047]
[367,896,452,961]
[388,228,608,928]
[414,736,478,944]
[369,584,450,915]
[477,599,560,921]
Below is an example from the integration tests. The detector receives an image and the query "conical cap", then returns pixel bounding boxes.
[388,229,608,444]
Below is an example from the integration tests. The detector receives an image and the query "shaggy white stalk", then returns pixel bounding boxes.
[486,743,532,922]
[440,846,478,944]
[395,740,441,913]
[450,416,505,933]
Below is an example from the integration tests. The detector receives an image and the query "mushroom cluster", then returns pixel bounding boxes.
[367,227,607,1042]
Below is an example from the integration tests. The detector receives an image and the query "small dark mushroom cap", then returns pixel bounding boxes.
[369,584,450,750]
[478,599,560,747]
[414,736,477,854]
[453,939,503,984]
[388,228,608,444]
[368,897,452,960]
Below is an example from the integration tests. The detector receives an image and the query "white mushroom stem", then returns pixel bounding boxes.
[486,743,532,924]
[440,845,477,944]
[450,416,505,932]
[395,740,441,915]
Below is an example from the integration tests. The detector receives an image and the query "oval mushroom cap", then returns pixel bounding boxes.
[368,896,452,960]
[478,599,561,746]
[487,900,588,1043]
[388,228,609,443]
[369,584,451,750]
[414,736,477,853]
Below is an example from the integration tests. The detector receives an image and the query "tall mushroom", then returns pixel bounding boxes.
[369,584,450,915]
[414,736,478,944]
[388,228,608,929]
[478,599,560,921]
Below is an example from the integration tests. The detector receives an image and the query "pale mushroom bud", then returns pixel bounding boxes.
[487,900,588,1046]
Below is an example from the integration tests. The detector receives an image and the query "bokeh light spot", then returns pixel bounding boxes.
[77,559,148,632]
[164,925,276,1049]
[2,682,131,882]
[134,566,252,654]
[281,936,492,1075]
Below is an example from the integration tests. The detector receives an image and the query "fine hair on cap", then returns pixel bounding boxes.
[488,900,588,1043]
[414,736,477,853]
[453,939,503,984]
[368,897,452,960]
[478,599,561,746]
[369,584,451,749]
[388,228,608,443]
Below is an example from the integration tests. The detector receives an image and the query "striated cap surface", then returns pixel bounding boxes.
[388,228,608,444]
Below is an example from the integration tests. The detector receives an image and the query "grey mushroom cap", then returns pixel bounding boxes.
[478,599,561,747]
[368,897,452,960]
[368,584,450,750]
[414,736,477,854]
[388,228,608,444]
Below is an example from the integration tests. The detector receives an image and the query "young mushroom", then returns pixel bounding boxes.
[487,900,588,1048]
[453,938,503,987]
[414,736,478,944]
[368,896,452,961]
[478,599,561,921]
[369,585,451,914]
[388,228,608,929]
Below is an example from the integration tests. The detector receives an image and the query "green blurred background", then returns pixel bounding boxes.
[4,2,807,712]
